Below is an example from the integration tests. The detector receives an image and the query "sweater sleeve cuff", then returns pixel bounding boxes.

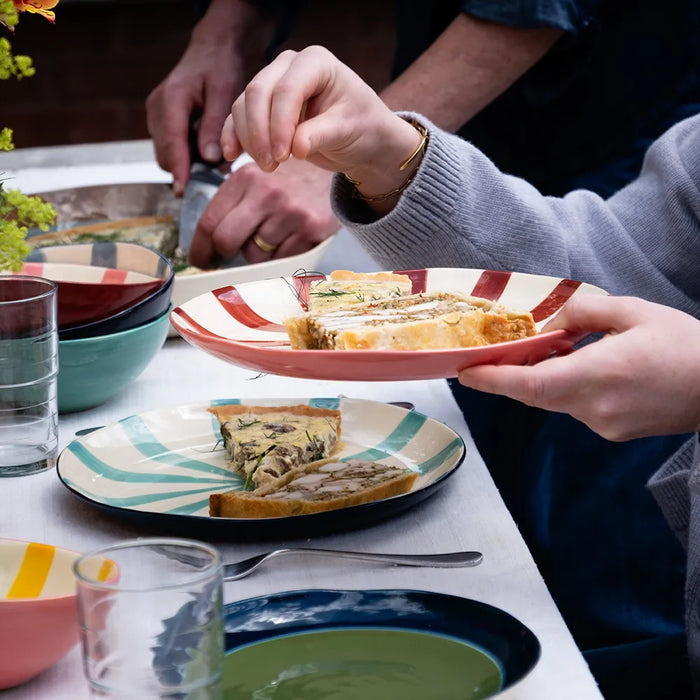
[647,435,700,547]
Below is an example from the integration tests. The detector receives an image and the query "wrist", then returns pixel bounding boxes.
[343,116,427,202]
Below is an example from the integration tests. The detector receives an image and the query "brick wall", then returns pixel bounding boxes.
[1,1,395,149]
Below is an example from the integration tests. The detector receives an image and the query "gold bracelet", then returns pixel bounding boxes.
[343,117,428,202]
[399,118,428,171]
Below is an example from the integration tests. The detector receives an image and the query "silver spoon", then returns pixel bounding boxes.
[223,548,483,581]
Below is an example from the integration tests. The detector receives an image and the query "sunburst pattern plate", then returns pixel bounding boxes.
[170,268,608,381]
[57,397,465,538]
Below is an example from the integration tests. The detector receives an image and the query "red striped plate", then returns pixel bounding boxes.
[170,268,608,381]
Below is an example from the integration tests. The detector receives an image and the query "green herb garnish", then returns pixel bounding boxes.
[306,430,326,461]
[243,445,275,491]
[309,289,351,298]
[237,417,260,429]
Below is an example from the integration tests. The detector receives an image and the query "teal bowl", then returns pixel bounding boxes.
[58,306,171,413]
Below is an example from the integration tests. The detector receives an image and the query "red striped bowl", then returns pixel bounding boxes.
[24,241,174,338]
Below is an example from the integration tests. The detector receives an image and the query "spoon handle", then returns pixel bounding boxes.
[273,548,483,568]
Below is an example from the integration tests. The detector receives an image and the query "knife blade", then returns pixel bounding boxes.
[178,161,226,253]
[178,160,256,268]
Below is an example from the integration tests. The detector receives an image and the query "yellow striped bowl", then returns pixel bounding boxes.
[0,538,81,689]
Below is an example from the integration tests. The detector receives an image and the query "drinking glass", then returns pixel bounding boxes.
[73,538,224,699]
[0,275,58,476]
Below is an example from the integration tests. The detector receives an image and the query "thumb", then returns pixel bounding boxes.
[291,112,350,165]
[543,294,638,335]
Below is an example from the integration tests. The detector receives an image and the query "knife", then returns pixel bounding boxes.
[178,161,227,254]
[178,120,256,266]
[177,114,229,255]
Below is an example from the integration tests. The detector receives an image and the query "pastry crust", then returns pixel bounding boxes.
[285,291,536,350]
[208,403,340,424]
[208,404,341,490]
[209,458,417,518]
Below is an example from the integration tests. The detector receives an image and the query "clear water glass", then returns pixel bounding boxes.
[74,538,224,699]
[0,275,58,476]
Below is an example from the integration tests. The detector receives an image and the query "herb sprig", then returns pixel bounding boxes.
[237,417,260,429]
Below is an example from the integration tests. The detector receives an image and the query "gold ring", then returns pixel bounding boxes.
[252,233,276,254]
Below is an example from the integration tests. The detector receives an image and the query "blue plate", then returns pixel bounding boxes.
[223,589,540,697]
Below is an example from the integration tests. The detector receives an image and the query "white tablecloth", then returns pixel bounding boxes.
[1,144,603,698]
[1,337,602,699]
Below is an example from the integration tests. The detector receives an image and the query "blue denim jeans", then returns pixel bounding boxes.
[447,381,692,699]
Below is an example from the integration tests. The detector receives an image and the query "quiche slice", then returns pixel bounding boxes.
[29,216,179,260]
[306,270,413,312]
[284,291,536,350]
[208,404,341,490]
[209,458,417,518]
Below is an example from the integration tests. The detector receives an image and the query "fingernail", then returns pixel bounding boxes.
[222,144,236,162]
[272,144,287,161]
[203,143,222,162]
[173,180,184,197]
[258,153,274,170]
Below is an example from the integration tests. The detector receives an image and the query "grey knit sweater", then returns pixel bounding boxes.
[331,112,700,691]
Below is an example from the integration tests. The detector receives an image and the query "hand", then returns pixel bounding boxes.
[219,46,424,200]
[457,296,700,441]
[188,157,340,268]
[146,0,259,195]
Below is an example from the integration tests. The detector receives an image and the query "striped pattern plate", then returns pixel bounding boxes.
[170,268,608,381]
[20,261,160,286]
[26,240,173,281]
[57,397,465,538]
[0,539,79,600]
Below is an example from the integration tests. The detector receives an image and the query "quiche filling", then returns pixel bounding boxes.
[209,405,341,490]
[209,458,418,518]
[285,291,536,350]
[307,278,413,312]
[257,460,412,502]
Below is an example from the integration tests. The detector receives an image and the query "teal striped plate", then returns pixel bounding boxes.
[56,397,465,539]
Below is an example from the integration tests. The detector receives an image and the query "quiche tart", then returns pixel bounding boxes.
[208,404,341,490]
[29,216,179,258]
[209,458,417,518]
[284,290,536,350]
[307,270,413,312]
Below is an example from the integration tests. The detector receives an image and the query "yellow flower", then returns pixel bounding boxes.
[0,0,58,28]
[12,0,59,23]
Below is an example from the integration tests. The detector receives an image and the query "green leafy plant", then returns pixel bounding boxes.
[1,0,60,271]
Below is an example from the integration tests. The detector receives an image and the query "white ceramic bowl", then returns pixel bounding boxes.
[30,181,335,337]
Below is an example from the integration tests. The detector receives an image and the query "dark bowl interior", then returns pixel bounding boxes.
[26,242,174,340]
[21,261,163,329]
[58,274,173,340]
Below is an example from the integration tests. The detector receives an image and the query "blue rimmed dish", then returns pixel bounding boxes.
[56,397,465,539]
[222,589,541,698]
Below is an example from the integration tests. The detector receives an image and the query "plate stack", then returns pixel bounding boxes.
[21,241,174,412]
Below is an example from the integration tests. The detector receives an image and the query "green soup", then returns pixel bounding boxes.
[224,627,503,699]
